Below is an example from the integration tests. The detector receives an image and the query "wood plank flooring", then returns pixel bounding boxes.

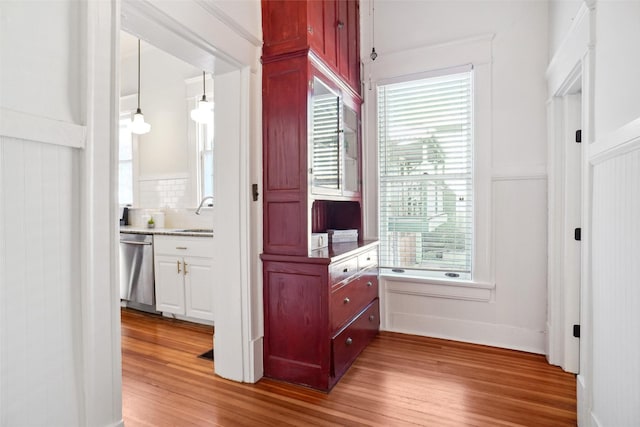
[121,308,576,426]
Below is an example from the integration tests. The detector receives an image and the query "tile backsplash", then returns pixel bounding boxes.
[138,177,190,209]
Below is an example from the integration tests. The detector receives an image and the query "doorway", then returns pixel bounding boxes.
[117,0,260,383]
[547,70,582,374]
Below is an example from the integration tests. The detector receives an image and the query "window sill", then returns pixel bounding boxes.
[380,269,495,302]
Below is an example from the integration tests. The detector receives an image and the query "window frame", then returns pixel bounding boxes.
[362,35,495,289]
[377,65,474,280]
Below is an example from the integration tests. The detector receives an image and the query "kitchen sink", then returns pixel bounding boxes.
[175,228,213,233]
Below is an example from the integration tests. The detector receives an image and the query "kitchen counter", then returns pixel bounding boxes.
[120,226,213,237]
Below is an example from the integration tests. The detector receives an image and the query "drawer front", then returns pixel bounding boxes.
[153,235,214,258]
[358,248,378,272]
[330,273,378,332]
[332,299,379,378]
[330,257,359,285]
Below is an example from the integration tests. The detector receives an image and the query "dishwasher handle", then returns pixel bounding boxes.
[120,240,153,246]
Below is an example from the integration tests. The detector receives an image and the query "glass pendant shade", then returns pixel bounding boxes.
[191,71,213,124]
[191,95,213,124]
[131,108,151,134]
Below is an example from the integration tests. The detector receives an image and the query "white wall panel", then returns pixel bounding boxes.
[591,149,640,426]
[0,137,81,426]
[594,1,640,139]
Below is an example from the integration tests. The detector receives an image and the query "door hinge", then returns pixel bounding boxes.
[574,227,581,241]
[252,183,259,202]
[573,324,581,338]
[575,129,582,143]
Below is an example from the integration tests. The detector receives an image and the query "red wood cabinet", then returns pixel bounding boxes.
[262,243,379,391]
[262,55,362,256]
[262,0,361,94]
[261,0,376,391]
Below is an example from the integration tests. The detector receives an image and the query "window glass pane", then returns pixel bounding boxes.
[378,71,473,274]
[119,116,133,206]
[202,150,213,198]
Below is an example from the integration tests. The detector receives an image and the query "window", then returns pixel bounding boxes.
[187,74,214,202]
[378,68,473,278]
[119,113,133,206]
[196,117,214,200]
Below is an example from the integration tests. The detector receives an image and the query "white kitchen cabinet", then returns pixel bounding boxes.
[154,235,214,322]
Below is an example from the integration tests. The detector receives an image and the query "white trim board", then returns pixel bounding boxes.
[0,108,86,149]
[589,116,640,165]
[386,312,546,355]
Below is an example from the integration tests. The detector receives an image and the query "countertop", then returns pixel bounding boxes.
[120,226,213,237]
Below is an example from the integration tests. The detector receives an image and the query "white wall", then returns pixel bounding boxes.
[548,1,640,425]
[361,0,549,353]
[548,0,583,59]
[1,1,121,426]
[593,1,640,139]
[120,43,200,181]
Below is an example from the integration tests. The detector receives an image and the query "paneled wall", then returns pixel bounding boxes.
[591,148,640,426]
[0,137,82,425]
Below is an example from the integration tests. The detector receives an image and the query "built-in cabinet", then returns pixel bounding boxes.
[154,235,215,322]
[262,0,360,94]
[261,0,377,391]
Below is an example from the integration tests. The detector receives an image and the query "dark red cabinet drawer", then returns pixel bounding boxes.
[330,273,378,332]
[332,299,379,378]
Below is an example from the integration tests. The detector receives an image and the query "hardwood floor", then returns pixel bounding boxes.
[121,308,576,426]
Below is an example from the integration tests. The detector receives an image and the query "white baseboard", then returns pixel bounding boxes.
[577,374,588,427]
[247,336,264,383]
[388,312,546,354]
[108,420,125,427]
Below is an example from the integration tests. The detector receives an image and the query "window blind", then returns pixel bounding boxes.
[378,70,473,274]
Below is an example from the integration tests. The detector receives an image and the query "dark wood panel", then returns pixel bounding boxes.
[263,62,306,192]
[264,200,304,251]
[261,0,308,57]
[121,308,577,427]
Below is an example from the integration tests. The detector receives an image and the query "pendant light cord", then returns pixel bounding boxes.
[137,39,141,111]
[202,71,206,100]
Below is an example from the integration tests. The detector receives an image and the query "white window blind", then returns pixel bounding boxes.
[378,69,473,275]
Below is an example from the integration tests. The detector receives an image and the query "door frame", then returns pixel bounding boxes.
[117,0,262,382]
[547,66,582,374]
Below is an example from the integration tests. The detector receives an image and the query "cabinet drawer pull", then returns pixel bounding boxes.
[366,256,371,261]
[183,262,188,275]
[345,337,353,346]
[369,315,375,322]
[177,260,181,274]
[176,246,188,250]
[343,297,350,304]
[366,281,373,287]
[343,267,349,273]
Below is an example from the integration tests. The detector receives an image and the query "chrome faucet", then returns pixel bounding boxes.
[195,196,214,215]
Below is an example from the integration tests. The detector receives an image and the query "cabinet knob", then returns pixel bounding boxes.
[366,281,373,287]
[345,337,353,346]
[343,297,350,304]
[337,20,344,30]
[369,315,375,322]
[343,267,349,273]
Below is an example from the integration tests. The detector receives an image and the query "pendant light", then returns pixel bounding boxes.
[131,39,151,135]
[190,71,213,124]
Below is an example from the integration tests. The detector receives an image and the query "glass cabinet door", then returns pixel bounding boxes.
[311,77,341,192]
[342,104,359,194]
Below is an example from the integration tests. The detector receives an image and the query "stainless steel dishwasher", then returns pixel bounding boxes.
[120,232,157,313]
